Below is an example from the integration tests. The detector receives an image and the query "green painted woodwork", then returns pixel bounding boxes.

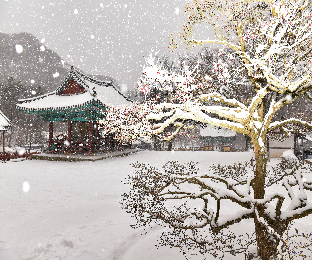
[22,101,107,122]
[201,136,235,144]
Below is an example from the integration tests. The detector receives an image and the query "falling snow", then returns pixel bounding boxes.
[53,71,60,78]
[0,0,188,90]
[22,181,30,193]
[1,0,312,259]
[15,44,23,54]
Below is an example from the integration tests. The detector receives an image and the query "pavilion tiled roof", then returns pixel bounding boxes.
[17,68,132,112]
[0,110,11,131]
[200,124,236,137]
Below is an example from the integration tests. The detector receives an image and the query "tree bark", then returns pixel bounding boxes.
[253,147,280,259]
[253,147,266,200]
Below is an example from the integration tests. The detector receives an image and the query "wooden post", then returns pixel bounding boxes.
[94,121,100,152]
[67,121,72,153]
[2,131,5,153]
[49,122,53,151]
[88,120,93,154]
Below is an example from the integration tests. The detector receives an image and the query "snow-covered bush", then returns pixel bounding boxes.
[122,157,312,259]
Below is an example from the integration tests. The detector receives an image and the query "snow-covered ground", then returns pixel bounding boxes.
[0,151,311,259]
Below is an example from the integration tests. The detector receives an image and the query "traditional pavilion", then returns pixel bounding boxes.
[17,67,132,154]
[200,125,236,151]
[0,109,11,152]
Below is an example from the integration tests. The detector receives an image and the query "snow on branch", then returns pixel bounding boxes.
[122,159,312,235]
[177,0,312,95]
[200,92,247,109]
[147,1,312,149]
[147,102,248,138]
[268,118,312,132]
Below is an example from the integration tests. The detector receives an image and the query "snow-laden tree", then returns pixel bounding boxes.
[138,53,206,104]
[123,0,312,259]
[0,77,46,146]
[137,54,211,150]
[99,102,152,144]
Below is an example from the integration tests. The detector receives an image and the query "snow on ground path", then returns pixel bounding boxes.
[0,151,254,260]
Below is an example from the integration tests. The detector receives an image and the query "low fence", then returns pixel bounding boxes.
[0,151,41,161]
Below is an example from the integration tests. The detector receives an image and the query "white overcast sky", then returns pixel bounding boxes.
[0,0,195,92]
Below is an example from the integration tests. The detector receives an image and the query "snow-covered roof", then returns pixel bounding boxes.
[305,133,312,142]
[0,110,11,131]
[87,80,131,107]
[200,124,236,137]
[17,91,96,111]
[17,68,132,111]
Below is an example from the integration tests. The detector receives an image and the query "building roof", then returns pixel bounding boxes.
[17,67,132,112]
[0,110,11,131]
[200,125,236,137]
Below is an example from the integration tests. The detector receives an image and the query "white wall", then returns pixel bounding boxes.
[269,134,294,158]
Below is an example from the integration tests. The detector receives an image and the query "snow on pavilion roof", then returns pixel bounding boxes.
[17,68,132,112]
[200,124,236,137]
[0,109,11,131]
[304,133,312,142]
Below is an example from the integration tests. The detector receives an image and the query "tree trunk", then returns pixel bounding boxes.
[253,147,279,259]
[243,134,251,151]
[167,140,173,151]
[253,148,266,200]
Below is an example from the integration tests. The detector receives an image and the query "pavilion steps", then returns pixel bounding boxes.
[29,149,139,162]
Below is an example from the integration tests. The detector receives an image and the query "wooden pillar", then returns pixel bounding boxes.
[67,121,72,153]
[2,131,5,153]
[112,134,116,151]
[49,122,53,151]
[94,121,100,152]
[106,135,109,151]
[88,120,93,153]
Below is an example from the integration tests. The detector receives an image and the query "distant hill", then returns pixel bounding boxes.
[0,32,70,92]
[0,32,121,95]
